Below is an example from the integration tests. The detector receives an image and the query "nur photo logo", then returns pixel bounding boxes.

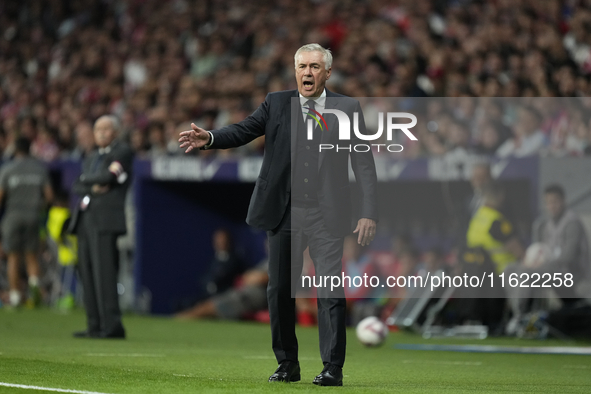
[304,106,328,137]
[305,108,418,153]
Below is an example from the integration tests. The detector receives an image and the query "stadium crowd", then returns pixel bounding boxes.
[1,1,591,338]
[1,0,591,161]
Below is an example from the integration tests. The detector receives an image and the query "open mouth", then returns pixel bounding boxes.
[303,80,314,90]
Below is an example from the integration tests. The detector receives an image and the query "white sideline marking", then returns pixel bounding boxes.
[402,359,482,366]
[86,353,164,358]
[0,382,111,394]
[173,374,196,378]
[562,365,590,369]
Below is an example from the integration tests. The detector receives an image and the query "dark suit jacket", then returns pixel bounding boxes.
[210,89,378,237]
[70,140,133,235]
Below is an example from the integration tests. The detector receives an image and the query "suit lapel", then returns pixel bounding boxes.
[87,150,100,174]
[288,90,300,164]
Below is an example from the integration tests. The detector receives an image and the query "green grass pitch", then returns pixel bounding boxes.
[1,309,590,393]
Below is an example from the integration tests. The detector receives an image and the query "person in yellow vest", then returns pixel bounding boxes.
[465,182,524,333]
[466,182,524,274]
[46,193,77,310]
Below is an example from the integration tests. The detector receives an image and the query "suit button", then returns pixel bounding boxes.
[306,146,310,150]
[304,178,308,183]
[304,194,308,198]
[304,162,309,167]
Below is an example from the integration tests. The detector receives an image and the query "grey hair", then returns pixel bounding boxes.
[96,115,121,134]
[294,43,332,70]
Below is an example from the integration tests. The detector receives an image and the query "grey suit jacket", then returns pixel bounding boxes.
[70,140,133,235]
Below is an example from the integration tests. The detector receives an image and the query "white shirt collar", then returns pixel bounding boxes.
[299,88,326,109]
[98,145,112,155]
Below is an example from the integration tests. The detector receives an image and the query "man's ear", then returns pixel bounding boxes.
[326,67,332,80]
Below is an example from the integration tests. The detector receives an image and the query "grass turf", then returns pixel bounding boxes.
[0,309,590,393]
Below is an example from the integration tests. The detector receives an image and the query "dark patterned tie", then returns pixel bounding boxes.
[305,100,317,136]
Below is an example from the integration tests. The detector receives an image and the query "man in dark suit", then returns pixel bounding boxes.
[179,43,378,386]
[70,115,133,339]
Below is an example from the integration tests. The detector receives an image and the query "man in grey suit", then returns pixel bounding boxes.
[180,43,378,386]
[71,115,133,339]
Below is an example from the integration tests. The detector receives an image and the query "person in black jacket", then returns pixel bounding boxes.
[179,43,378,386]
[70,115,133,339]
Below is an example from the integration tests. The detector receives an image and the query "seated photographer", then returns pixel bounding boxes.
[505,184,591,333]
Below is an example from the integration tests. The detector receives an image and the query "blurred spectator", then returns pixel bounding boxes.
[467,161,493,217]
[342,236,379,299]
[373,233,414,280]
[496,106,546,158]
[147,122,167,157]
[165,121,183,155]
[31,123,59,162]
[57,119,76,156]
[416,246,446,274]
[506,184,591,329]
[474,120,510,156]
[203,229,244,297]
[446,120,472,156]
[129,127,149,158]
[397,247,421,286]
[71,120,96,160]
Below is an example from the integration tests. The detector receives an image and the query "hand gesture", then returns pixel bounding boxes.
[353,218,377,246]
[178,123,211,153]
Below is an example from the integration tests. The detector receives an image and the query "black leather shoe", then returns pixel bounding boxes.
[99,326,126,339]
[72,330,101,338]
[268,361,301,382]
[313,364,343,386]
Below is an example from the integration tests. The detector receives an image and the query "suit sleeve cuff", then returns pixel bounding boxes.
[202,131,214,149]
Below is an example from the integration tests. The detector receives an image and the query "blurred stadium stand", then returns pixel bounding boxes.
[1,0,591,314]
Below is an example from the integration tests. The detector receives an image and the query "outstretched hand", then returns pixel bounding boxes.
[178,123,211,153]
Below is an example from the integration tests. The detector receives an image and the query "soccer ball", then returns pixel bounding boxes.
[356,316,388,347]
[523,243,552,268]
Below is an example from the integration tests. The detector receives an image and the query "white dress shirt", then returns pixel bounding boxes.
[299,89,326,122]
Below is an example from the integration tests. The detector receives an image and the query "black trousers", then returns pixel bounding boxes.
[267,206,346,367]
[77,212,123,334]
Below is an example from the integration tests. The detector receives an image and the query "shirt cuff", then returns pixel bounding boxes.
[203,131,214,149]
